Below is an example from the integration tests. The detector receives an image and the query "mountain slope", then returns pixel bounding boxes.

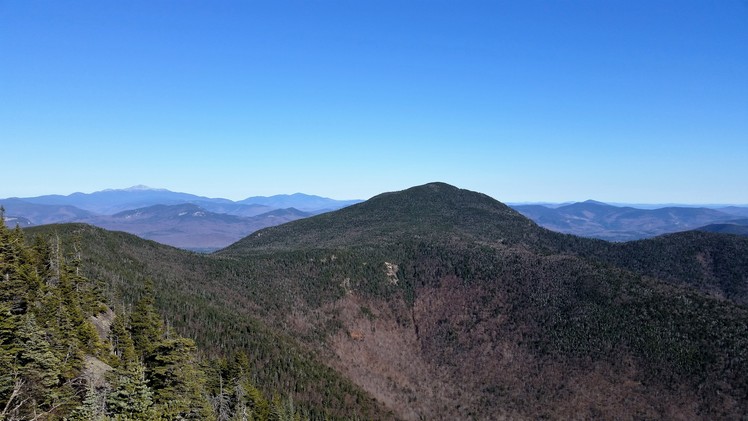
[698,219,748,237]
[24,223,394,420]
[217,183,748,419]
[222,182,542,253]
[24,183,748,420]
[0,197,95,225]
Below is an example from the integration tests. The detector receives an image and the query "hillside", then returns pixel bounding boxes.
[216,183,748,419]
[221,182,543,253]
[3,219,383,419]
[22,223,393,420]
[698,219,748,237]
[19,182,748,420]
[1,198,96,224]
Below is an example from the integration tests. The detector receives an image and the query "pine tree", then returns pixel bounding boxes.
[16,312,63,415]
[0,303,21,419]
[107,358,154,419]
[70,382,108,421]
[129,280,164,358]
[147,337,215,420]
[111,308,137,365]
[106,309,154,419]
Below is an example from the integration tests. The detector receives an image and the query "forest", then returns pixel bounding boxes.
[0,208,329,420]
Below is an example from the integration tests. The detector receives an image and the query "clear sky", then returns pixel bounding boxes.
[2,1,747,203]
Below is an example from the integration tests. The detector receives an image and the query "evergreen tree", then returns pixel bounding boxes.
[107,359,154,419]
[70,383,108,421]
[16,312,62,415]
[147,337,215,420]
[129,280,164,357]
[106,309,154,419]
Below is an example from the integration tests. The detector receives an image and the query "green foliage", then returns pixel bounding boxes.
[107,360,154,420]
[1,222,324,420]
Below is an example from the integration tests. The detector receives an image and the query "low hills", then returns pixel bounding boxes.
[2,186,359,250]
[18,182,748,419]
[513,199,741,241]
[79,203,311,251]
[698,219,748,237]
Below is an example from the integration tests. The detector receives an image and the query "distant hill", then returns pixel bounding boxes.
[19,185,232,214]
[80,203,311,251]
[222,182,539,254]
[0,197,95,224]
[2,186,359,250]
[238,193,362,212]
[697,219,748,237]
[189,200,276,217]
[719,207,748,218]
[9,185,360,215]
[512,200,740,241]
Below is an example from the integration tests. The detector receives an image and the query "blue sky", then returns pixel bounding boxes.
[2,1,747,203]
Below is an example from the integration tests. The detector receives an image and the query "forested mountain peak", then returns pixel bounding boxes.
[220,182,542,254]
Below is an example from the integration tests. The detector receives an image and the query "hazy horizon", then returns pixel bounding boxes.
[3,183,748,208]
[2,1,746,204]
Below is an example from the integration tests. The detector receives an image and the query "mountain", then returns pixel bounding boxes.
[2,187,360,250]
[719,206,748,218]
[0,197,95,224]
[215,183,748,419]
[80,203,311,251]
[25,182,748,420]
[189,200,276,217]
[238,193,362,212]
[697,219,748,237]
[19,185,233,215]
[223,182,539,253]
[512,200,738,241]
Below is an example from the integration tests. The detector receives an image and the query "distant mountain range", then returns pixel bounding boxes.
[511,200,748,241]
[3,186,748,249]
[1,186,361,250]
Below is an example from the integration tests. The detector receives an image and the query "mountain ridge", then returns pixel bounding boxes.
[2,187,361,250]
[5,185,748,250]
[513,200,740,241]
[6,186,361,215]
